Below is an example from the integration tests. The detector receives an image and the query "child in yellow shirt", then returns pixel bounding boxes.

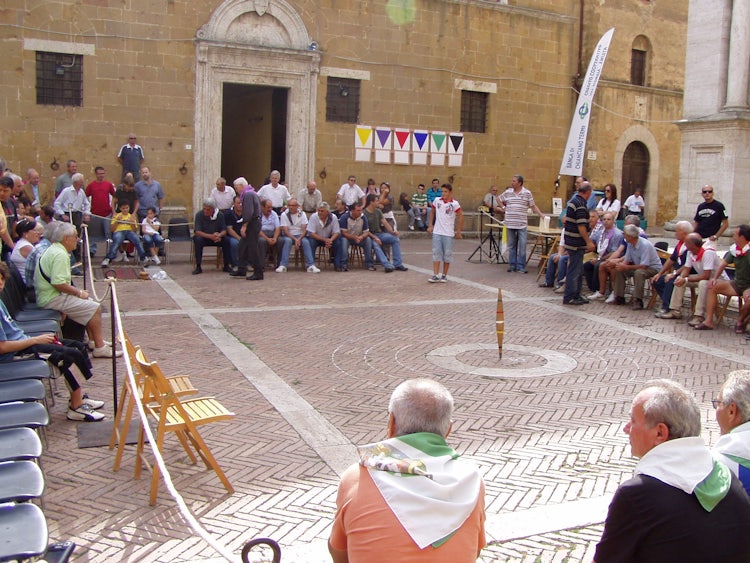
[101,202,149,267]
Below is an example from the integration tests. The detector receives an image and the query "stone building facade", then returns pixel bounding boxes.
[0,0,685,223]
[675,0,750,227]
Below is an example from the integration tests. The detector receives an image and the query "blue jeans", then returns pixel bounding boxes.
[106,230,146,260]
[142,233,164,251]
[545,253,568,286]
[506,227,528,271]
[341,236,374,268]
[227,236,240,267]
[563,248,585,302]
[653,276,670,311]
[376,233,403,267]
[279,236,314,268]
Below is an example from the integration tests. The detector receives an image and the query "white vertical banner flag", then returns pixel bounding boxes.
[559,28,615,176]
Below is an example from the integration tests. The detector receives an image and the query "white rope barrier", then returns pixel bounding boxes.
[108,280,235,562]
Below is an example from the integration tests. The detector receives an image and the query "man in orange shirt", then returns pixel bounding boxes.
[329,379,486,562]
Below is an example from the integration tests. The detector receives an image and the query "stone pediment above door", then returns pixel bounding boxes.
[197,0,311,50]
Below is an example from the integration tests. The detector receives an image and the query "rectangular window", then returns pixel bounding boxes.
[36,51,83,106]
[630,49,646,87]
[326,77,360,123]
[460,90,487,133]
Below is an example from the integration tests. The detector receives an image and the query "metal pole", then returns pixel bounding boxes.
[110,283,118,414]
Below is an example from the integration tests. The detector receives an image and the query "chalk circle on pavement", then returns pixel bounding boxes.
[426,343,577,379]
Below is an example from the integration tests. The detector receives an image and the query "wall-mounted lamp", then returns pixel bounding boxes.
[309,41,319,51]
[339,85,349,97]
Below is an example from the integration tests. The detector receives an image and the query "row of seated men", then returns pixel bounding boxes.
[191,194,409,276]
[328,373,750,561]
[540,211,750,335]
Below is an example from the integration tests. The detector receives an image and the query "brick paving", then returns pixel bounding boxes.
[37,236,749,562]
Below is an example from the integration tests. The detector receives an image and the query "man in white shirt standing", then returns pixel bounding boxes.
[427,183,463,283]
[498,175,544,273]
[337,175,365,208]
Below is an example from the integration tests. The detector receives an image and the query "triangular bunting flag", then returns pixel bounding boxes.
[414,132,428,150]
[376,129,392,146]
[450,134,463,152]
[395,130,410,149]
[432,133,445,151]
[357,127,372,147]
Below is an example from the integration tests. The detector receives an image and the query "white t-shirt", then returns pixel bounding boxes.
[432,197,461,237]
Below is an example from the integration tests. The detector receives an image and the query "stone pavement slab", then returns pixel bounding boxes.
[36,238,749,561]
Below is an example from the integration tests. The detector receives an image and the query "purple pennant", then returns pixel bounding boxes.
[414,132,428,150]
[376,129,391,147]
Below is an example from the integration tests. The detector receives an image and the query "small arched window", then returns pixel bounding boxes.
[630,35,652,87]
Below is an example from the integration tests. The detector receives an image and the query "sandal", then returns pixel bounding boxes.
[694,323,714,331]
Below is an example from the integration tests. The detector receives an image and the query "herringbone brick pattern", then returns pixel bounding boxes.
[34,238,748,561]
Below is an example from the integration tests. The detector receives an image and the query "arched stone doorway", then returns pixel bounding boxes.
[193,0,320,211]
[614,125,659,224]
[621,141,650,203]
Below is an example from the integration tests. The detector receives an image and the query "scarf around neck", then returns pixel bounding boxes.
[358,432,482,549]
[636,437,731,512]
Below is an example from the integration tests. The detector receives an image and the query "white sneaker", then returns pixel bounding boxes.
[605,293,617,304]
[75,394,104,410]
[275,265,287,273]
[307,265,321,273]
[101,258,110,267]
[88,340,111,351]
[142,257,152,267]
[114,252,126,263]
[92,345,123,358]
[67,404,104,422]
[152,255,161,265]
[587,291,605,300]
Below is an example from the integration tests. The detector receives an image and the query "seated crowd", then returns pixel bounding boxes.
[540,191,749,336]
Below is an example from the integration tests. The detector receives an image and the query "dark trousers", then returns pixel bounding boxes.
[237,218,262,273]
[193,236,231,268]
[26,339,92,392]
[563,248,585,302]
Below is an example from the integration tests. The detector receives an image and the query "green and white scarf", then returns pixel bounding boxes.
[358,432,482,549]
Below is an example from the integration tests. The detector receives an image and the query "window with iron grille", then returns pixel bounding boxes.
[326,77,360,123]
[36,52,83,107]
[460,90,487,133]
[631,49,646,86]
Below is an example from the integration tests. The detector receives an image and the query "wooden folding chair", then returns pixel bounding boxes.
[109,333,198,472]
[133,349,235,505]
[535,234,560,281]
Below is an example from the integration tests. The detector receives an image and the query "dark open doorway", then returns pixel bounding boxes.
[621,141,650,202]
[221,83,288,188]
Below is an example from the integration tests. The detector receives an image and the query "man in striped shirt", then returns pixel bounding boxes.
[562,181,595,305]
[498,175,544,273]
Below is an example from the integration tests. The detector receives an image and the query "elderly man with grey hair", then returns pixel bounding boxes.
[593,379,750,562]
[257,169,291,215]
[329,379,486,562]
[652,220,693,318]
[35,222,121,358]
[306,201,343,271]
[713,370,750,496]
[610,223,663,309]
[192,197,230,274]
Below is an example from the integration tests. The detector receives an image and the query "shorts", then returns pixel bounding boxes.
[432,233,455,263]
[43,293,100,326]
[730,280,750,297]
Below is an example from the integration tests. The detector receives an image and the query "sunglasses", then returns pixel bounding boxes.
[702,190,713,194]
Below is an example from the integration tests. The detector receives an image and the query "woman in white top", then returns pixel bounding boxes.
[10,218,41,284]
[596,183,621,217]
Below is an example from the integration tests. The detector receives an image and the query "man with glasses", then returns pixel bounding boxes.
[713,370,750,496]
[337,175,365,208]
[117,133,144,182]
[693,184,728,249]
[593,379,750,562]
